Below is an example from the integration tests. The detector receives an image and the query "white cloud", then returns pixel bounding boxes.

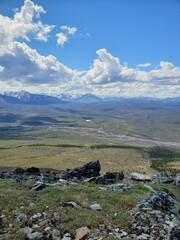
[56,33,68,46]
[56,25,77,46]
[61,25,77,35]
[0,1,179,98]
[0,65,4,72]
[82,49,180,87]
[137,63,151,67]
[0,0,54,50]
[0,0,79,92]
[0,41,79,87]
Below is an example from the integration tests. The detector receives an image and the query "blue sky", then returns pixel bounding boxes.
[0,0,180,97]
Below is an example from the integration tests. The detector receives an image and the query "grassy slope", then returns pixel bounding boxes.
[0,180,179,239]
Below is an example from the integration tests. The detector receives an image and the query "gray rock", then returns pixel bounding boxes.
[174,176,180,187]
[94,171,124,184]
[62,233,72,240]
[16,213,27,222]
[52,229,61,240]
[137,233,150,239]
[60,201,81,209]
[90,203,102,211]
[99,183,132,192]
[131,172,151,181]
[28,231,43,240]
[32,182,47,191]
[152,173,175,184]
[23,227,33,235]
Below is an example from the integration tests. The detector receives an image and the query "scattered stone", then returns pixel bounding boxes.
[16,213,27,222]
[52,229,61,239]
[32,182,47,191]
[60,201,81,209]
[90,203,102,211]
[28,231,43,240]
[75,226,90,240]
[99,183,132,192]
[23,227,33,235]
[137,233,150,239]
[62,233,72,240]
[119,230,128,237]
[32,213,42,219]
[130,172,151,181]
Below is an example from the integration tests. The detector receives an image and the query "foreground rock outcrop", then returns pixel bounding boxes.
[0,160,125,187]
[128,189,180,240]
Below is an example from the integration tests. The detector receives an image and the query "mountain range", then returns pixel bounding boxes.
[0,91,179,105]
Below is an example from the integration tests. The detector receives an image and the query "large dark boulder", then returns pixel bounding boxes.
[13,168,25,174]
[94,171,124,184]
[60,160,101,180]
[25,167,40,175]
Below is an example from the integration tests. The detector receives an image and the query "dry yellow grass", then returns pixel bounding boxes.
[0,145,153,175]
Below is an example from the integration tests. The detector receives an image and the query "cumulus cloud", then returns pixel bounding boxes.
[136,63,151,67]
[0,0,80,92]
[56,33,68,46]
[61,25,77,35]
[82,49,180,88]
[56,25,77,47]
[0,0,54,49]
[0,42,79,86]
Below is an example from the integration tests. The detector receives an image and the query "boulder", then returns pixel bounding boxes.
[174,176,180,187]
[152,173,175,184]
[131,172,151,181]
[60,160,101,181]
[90,203,102,211]
[13,168,25,174]
[75,227,90,240]
[94,171,124,184]
[26,167,40,175]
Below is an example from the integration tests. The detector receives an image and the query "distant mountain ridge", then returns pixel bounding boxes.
[0,91,180,105]
[1,91,65,105]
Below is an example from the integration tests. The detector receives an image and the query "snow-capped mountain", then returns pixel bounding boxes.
[0,91,179,105]
[1,91,65,105]
[56,93,102,103]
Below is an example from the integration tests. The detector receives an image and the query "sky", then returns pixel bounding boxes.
[0,0,180,97]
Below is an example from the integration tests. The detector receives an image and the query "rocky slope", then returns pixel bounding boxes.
[0,161,179,240]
